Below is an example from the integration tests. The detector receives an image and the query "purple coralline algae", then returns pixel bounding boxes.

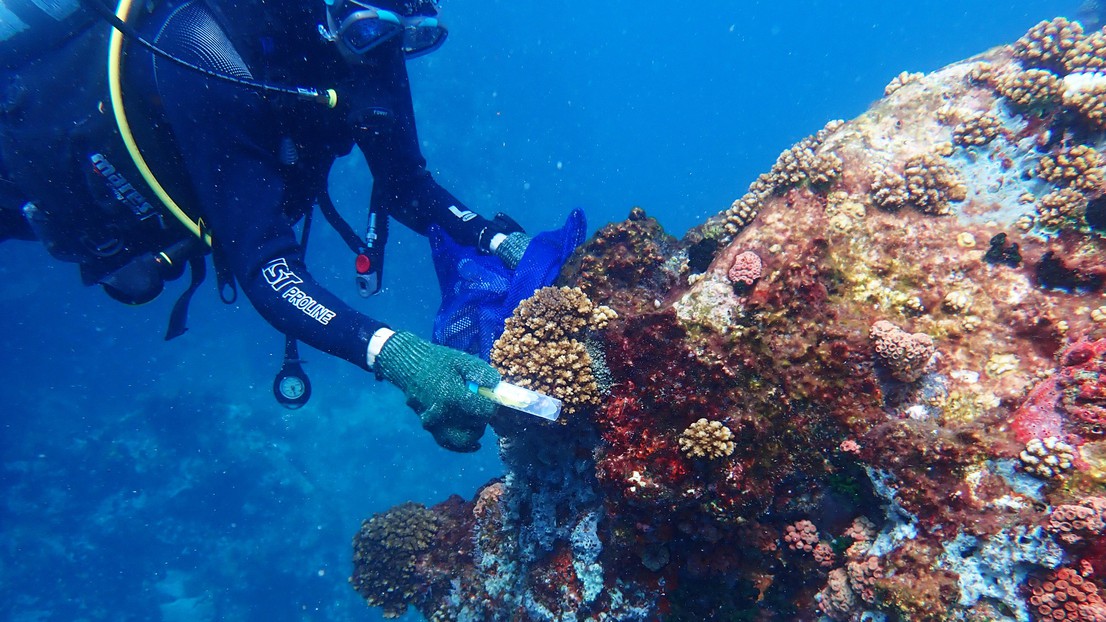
[351,17,1106,621]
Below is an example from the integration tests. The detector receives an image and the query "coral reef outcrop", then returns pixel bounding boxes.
[351,16,1106,622]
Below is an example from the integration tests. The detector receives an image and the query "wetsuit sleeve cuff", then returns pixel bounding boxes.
[366,327,396,369]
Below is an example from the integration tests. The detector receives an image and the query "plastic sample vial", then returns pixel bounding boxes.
[467,381,562,421]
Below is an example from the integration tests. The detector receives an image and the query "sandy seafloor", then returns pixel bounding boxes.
[0,1,1081,620]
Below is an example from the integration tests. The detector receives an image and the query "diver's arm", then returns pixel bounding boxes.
[351,45,504,250]
[153,45,385,371]
[180,133,385,370]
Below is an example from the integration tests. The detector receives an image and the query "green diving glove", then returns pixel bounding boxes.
[492,231,531,270]
[374,331,501,452]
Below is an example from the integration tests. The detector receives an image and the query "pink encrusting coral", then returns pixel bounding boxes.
[1026,566,1106,622]
[1047,497,1106,545]
[813,542,837,568]
[351,16,1106,622]
[784,520,820,553]
[726,250,763,286]
[1011,339,1106,445]
[869,320,936,383]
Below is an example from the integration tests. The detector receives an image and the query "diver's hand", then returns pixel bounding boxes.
[491,231,531,269]
[373,331,500,452]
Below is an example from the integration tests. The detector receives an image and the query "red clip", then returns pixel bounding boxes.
[355,254,372,274]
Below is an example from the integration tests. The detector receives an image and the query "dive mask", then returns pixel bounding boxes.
[322,0,447,58]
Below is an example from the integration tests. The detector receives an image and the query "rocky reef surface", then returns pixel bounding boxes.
[351,18,1106,622]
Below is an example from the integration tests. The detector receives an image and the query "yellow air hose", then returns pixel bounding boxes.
[107,0,212,246]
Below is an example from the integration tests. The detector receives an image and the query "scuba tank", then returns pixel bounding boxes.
[0,0,97,70]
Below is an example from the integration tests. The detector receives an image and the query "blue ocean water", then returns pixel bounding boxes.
[0,1,1078,620]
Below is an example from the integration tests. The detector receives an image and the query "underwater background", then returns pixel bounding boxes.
[0,0,1079,620]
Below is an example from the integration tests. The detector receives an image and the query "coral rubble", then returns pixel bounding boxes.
[352,16,1106,622]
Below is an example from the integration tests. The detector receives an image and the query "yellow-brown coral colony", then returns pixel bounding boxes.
[350,502,439,619]
[1063,79,1106,129]
[1019,436,1076,479]
[1013,17,1084,70]
[721,194,760,236]
[490,286,616,414]
[718,119,844,241]
[1063,28,1106,73]
[901,153,968,215]
[1035,187,1088,232]
[868,164,908,211]
[678,418,736,460]
[951,111,1002,146]
[1036,145,1105,193]
[884,71,924,96]
[995,68,1063,108]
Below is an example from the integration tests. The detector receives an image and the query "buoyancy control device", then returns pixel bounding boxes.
[0,0,97,70]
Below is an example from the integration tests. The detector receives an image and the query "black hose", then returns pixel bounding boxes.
[78,0,335,106]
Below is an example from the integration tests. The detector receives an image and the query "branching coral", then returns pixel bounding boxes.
[885,71,924,96]
[953,111,1002,146]
[1036,187,1089,232]
[1064,73,1106,130]
[967,61,995,85]
[765,121,846,191]
[1046,497,1106,545]
[1019,436,1076,479]
[491,286,616,415]
[996,68,1064,108]
[721,193,761,237]
[1026,566,1106,621]
[772,142,820,187]
[1036,145,1106,193]
[869,164,908,211]
[718,120,844,237]
[677,418,735,460]
[809,151,845,186]
[768,144,843,190]
[942,289,974,314]
[902,153,968,215]
[1064,29,1106,74]
[1014,17,1085,71]
[870,320,936,382]
[350,502,439,619]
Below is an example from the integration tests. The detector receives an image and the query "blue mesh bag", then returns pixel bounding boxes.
[430,209,586,359]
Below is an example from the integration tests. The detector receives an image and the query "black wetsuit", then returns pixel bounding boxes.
[7,0,501,370]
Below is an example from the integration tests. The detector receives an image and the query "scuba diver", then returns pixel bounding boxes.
[0,0,583,452]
